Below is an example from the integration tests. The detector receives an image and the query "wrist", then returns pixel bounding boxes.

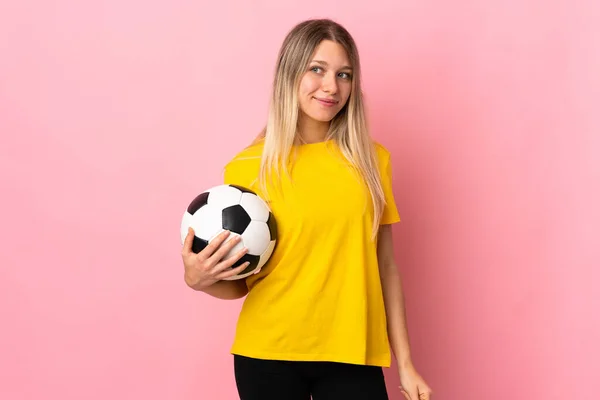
[195,280,218,292]
[396,355,414,371]
[184,274,211,291]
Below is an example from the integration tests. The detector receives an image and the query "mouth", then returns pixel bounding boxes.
[313,97,338,107]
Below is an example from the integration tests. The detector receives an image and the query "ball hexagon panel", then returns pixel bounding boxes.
[192,203,223,241]
[259,240,276,267]
[207,185,242,209]
[241,220,271,255]
[240,192,269,222]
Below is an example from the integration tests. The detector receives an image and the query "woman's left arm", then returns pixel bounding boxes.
[377,224,433,400]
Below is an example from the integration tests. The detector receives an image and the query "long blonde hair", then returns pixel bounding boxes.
[253,18,386,239]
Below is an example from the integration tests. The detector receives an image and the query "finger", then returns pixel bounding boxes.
[212,246,249,274]
[197,230,231,260]
[216,261,251,280]
[409,389,419,400]
[419,388,432,399]
[399,389,411,400]
[207,235,243,265]
[182,227,195,255]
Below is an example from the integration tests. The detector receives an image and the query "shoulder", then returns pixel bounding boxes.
[372,141,392,164]
[224,140,264,169]
[222,139,264,186]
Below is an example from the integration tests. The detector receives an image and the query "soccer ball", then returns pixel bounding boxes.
[180,184,277,280]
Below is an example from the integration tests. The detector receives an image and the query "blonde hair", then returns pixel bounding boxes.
[253,18,386,239]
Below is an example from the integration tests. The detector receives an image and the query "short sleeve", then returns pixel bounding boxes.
[222,163,234,185]
[379,151,401,225]
[221,155,260,191]
[221,143,264,188]
[222,157,247,187]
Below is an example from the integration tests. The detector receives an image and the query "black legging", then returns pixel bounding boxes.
[234,354,389,400]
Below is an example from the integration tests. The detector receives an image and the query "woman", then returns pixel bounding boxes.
[182,18,432,400]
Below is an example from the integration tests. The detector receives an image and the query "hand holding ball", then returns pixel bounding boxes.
[180,184,277,287]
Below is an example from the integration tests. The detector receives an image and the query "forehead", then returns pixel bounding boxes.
[311,40,351,67]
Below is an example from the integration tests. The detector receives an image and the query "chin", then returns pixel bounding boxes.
[312,116,335,123]
[307,110,340,122]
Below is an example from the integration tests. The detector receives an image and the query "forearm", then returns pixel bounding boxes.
[190,279,248,300]
[380,262,413,369]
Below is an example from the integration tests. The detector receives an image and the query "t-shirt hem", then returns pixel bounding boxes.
[230,347,391,368]
[380,216,401,225]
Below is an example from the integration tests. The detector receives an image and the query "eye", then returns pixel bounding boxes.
[338,72,352,79]
[310,66,323,73]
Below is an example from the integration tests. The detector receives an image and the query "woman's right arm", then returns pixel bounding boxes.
[182,228,251,300]
[194,279,248,300]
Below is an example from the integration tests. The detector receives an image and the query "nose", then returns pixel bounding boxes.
[321,72,338,94]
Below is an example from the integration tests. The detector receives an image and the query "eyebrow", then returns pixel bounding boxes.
[311,60,353,70]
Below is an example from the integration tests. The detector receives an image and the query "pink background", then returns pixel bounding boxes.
[1,1,599,399]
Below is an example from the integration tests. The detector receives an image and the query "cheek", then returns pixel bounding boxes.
[299,75,320,96]
[339,84,352,104]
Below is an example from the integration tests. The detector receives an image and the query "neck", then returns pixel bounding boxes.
[297,113,330,144]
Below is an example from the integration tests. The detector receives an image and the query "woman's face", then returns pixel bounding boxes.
[297,40,353,124]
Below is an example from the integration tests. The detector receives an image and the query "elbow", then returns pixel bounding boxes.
[235,285,249,299]
[219,289,248,300]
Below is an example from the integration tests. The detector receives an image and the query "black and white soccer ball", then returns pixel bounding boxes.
[180,184,277,280]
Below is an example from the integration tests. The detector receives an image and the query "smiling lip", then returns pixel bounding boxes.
[314,97,338,107]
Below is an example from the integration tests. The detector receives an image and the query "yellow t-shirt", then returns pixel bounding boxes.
[222,139,401,367]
